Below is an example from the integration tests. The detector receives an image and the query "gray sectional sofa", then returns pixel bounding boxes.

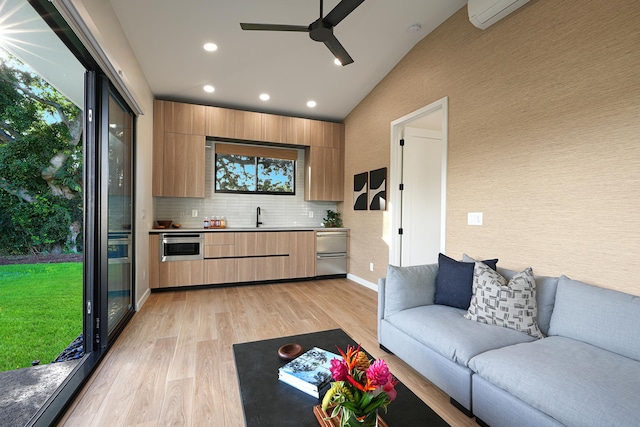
[378,260,640,427]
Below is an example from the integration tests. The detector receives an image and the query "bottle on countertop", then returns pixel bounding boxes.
[220,216,226,228]
[204,216,210,229]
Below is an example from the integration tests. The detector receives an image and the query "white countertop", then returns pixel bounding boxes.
[149,227,349,233]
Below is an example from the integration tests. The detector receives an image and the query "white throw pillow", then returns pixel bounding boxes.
[464,262,544,339]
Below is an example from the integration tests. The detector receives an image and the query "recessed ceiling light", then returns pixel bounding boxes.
[334,58,342,66]
[307,100,317,108]
[260,93,270,101]
[203,85,215,93]
[203,43,218,52]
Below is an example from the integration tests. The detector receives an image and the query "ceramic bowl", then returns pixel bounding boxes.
[278,343,303,361]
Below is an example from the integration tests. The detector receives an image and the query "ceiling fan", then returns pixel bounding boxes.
[240,0,365,66]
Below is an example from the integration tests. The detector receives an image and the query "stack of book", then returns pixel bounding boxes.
[278,347,341,398]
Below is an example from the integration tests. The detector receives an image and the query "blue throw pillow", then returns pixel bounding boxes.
[434,253,498,309]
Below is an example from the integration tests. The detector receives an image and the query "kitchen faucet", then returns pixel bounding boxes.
[256,207,263,228]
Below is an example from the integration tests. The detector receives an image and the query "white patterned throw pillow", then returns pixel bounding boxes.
[464,262,544,339]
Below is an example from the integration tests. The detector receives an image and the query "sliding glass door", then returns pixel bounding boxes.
[105,87,134,336]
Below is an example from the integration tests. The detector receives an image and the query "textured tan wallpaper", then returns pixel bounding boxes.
[342,0,640,295]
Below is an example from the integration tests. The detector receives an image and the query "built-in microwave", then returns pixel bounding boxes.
[160,233,204,262]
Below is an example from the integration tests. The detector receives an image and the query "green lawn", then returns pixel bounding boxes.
[0,262,82,372]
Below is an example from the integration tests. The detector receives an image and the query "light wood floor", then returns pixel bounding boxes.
[58,278,477,426]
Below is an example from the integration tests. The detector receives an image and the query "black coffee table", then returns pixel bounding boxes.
[233,328,449,426]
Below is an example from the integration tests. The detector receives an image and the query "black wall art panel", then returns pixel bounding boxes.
[353,172,368,210]
[369,167,387,210]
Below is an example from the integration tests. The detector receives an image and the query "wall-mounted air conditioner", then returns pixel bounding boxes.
[468,0,530,30]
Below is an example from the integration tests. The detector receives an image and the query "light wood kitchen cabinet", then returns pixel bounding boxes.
[237,256,289,282]
[204,258,237,284]
[154,99,344,200]
[263,113,290,144]
[288,231,315,278]
[310,120,343,148]
[205,106,236,139]
[234,110,263,141]
[151,229,335,288]
[304,146,343,201]
[234,232,289,256]
[153,99,166,195]
[163,100,205,135]
[153,100,206,197]
[288,117,310,146]
[204,232,235,258]
[162,132,205,198]
[159,260,204,288]
[149,235,160,289]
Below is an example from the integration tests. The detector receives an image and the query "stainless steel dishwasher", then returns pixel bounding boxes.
[316,230,348,277]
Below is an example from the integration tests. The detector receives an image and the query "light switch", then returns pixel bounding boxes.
[468,212,483,226]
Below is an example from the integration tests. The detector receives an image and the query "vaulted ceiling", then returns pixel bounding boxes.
[110,0,467,121]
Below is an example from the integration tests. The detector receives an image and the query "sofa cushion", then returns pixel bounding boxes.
[469,336,640,427]
[434,253,498,309]
[383,263,438,318]
[465,263,544,339]
[548,276,640,362]
[498,267,558,336]
[385,304,534,367]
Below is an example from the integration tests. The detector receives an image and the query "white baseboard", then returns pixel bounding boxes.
[347,274,378,292]
[136,287,151,311]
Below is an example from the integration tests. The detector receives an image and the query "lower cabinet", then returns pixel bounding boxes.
[150,230,319,289]
[204,258,237,284]
[159,260,204,288]
[288,231,315,278]
[237,256,290,282]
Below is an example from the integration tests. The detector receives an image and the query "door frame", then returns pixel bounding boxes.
[389,97,448,266]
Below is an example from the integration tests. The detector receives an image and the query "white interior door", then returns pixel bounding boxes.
[400,127,443,266]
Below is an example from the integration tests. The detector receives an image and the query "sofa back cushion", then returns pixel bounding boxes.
[548,276,640,362]
[435,253,498,309]
[384,263,438,318]
[465,263,544,339]
[498,267,558,336]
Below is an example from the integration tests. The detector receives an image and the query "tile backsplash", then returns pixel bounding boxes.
[154,143,337,228]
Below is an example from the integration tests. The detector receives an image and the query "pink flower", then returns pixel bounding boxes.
[366,359,390,387]
[383,373,398,401]
[330,358,348,381]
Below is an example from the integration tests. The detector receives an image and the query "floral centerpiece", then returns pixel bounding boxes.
[321,344,398,427]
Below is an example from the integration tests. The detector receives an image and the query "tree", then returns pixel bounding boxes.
[0,50,83,255]
[216,153,294,193]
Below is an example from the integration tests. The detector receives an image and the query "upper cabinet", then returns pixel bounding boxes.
[163,101,205,135]
[233,110,263,141]
[153,100,205,197]
[153,99,344,201]
[310,120,342,148]
[205,106,235,139]
[263,113,291,144]
[305,146,343,202]
[162,132,205,198]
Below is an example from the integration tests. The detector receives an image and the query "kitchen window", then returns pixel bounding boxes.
[215,143,297,195]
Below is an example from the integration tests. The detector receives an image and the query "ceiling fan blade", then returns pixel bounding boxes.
[240,23,309,32]
[323,35,354,65]
[324,0,365,27]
